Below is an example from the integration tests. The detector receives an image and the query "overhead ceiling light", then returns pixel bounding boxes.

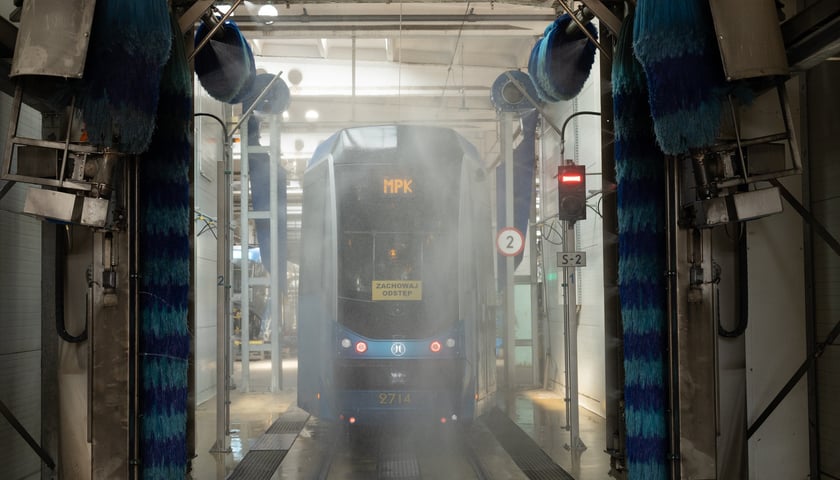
[258,4,278,17]
[215,4,232,15]
[282,111,290,121]
[305,110,319,122]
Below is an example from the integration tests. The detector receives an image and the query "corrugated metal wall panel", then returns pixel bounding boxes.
[0,351,42,479]
[0,201,42,354]
[806,57,840,478]
[734,77,810,478]
[818,349,840,475]
[0,92,44,478]
[806,55,840,478]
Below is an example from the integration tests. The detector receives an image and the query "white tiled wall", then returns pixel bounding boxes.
[536,50,607,417]
[193,84,224,405]
[0,93,44,480]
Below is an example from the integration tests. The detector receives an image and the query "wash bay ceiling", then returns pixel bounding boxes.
[184,0,560,165]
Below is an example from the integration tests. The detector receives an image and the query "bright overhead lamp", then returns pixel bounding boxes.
[258,4,278,17]
[305,110,319,121]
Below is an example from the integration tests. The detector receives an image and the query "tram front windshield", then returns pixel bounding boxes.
[336,163,460,339]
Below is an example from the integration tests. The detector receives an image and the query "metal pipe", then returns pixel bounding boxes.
[691,151,713,199]
[231,13,556,24]
[708,132,789,152]
[239,118,252,392]
[57,96,76,189]
[563,221,584,451]
[1,85,23,182]
[501,111,516,390]
[227,71,285,143]
[503,71,566,139]
[778,83,803,172]
[225,108,234,437]
[714,167,802,189]
[560,111,601,150]
[188,0,246,63]
[562,233,572,428]
[537,120,553,392]
[269,114,282,392]
[87,272,93,444]
[665,156,682,479]
[726,95,750,182]
[553,1,610,60]
[128,156,139,480]
[564,7,595,35]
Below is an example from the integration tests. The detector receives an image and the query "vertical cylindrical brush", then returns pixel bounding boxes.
[613,9,669,480]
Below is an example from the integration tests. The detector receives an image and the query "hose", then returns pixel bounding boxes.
[718,227,749,337]
[56,226,87,343]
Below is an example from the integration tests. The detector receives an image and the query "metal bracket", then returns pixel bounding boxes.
[578,0,622,36]
[554,0,612,60]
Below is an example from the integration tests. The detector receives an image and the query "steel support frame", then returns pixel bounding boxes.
[667,157,718,479]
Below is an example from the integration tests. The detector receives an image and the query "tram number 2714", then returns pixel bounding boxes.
[378,392,411,405]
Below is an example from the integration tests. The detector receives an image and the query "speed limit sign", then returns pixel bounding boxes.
[496,227,525,257]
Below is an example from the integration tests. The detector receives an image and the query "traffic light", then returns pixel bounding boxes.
[557,164,586,221]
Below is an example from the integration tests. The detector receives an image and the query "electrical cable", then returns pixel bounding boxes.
[56,226,87,343]
[438,1,472,115]
[718,227,749,337]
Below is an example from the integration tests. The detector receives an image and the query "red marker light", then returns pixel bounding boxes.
[355,341,368,353]
[557,165,587,222]
[349,416,357,424]
[430,340,442,353]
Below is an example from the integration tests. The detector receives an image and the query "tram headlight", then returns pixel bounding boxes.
[445,338,456,348]
[341,338,352,349]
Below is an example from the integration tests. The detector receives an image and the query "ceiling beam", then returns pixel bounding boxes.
[234,0,553,6]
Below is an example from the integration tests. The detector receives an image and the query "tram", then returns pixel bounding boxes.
[297,125,497,425]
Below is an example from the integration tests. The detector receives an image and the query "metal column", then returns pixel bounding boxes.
[562,221,585,451]
[212,130,232,453]
[269,114,282,392]
[90,228,133,478]
[239,120,252,392]
[501,112,516,388]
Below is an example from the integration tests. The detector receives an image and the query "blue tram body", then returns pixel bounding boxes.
[297,125,497,425]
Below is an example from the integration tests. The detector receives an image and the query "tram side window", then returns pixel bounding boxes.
[340,233,373,300]
[301,164,330,295]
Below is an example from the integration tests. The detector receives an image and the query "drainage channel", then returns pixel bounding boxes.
[316,423,490,480]
[226,407,310,480]
[481,408,575,480]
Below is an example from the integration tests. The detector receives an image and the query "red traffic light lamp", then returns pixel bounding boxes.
[557,164,586,222]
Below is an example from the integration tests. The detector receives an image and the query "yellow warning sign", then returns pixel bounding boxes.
[372,280,422,301]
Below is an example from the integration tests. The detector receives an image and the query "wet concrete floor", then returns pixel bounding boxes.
[191,359,613,480]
